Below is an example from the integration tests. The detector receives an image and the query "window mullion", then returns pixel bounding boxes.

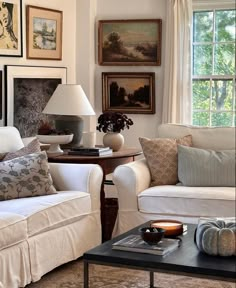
[209,10,215,126]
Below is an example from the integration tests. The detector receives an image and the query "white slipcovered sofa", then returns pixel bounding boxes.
[113,124,235,236]
[0,126,103,288]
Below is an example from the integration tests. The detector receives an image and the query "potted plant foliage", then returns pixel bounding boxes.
[96,112,134,151]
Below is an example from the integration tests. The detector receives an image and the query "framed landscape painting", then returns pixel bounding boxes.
[0,0,22,57]
[5,65,67,137]
[26,5,62,60]
[102,72,155,114]
[98,19,162,66]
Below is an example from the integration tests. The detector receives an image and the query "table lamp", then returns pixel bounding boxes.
[42,84,95,147]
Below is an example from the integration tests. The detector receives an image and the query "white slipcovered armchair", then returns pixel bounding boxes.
[0,126,103,288]
[113,124,235,236]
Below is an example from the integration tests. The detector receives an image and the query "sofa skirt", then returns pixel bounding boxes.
[28,212,101,282]
[0,241,31,288]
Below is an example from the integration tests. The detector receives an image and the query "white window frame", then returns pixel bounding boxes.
[192,0,235,126]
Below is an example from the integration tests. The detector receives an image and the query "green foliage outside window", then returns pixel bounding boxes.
[192,9,235,127]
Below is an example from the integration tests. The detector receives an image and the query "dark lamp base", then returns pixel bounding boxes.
[55,115,83,147]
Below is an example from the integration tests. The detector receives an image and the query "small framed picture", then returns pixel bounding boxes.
[26,5,63,60]
[0,0,22,57]
[102,72,155,114]
[98,19,162,66]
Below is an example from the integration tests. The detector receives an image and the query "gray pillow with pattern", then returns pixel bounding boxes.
[0,151,57,201]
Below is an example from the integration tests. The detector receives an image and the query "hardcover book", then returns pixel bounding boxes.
[112,234,180,256]
[68,148,113,156]
[71,146,110,152]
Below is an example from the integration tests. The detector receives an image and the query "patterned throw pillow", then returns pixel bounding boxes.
[139,135,192,186]
[3,138,41,161]
[0,151,57,201]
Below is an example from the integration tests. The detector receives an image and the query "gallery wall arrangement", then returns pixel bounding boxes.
[98,18,162,115]
[0,2,64,129]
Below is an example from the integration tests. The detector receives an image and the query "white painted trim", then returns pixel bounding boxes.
[193,0,235,9]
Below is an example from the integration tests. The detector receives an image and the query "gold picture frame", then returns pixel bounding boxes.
[98,19,162,66]
[102,72,155,114]
[26,5,63,60]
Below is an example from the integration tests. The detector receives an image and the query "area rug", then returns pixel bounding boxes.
[26,259,235,288]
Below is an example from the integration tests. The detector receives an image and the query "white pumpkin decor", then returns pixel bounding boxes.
[195,219,236,257]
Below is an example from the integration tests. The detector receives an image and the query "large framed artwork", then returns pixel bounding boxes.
[26,5,63,60]
[0,0,22,57]
[98,19,162,66]
[5,65,67,137]
[102,72,155,114]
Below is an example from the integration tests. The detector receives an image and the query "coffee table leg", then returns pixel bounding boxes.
[150,271,154,288]
[84,260,89,288]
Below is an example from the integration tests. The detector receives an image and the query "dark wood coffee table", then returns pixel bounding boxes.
[83,222,236,288]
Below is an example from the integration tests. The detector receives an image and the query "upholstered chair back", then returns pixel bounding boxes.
[157,124,235,150]
[0,126,24,153]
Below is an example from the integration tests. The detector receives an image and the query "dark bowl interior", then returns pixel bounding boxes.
[139,227,165,245]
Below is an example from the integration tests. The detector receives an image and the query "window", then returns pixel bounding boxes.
[192,8,235,126]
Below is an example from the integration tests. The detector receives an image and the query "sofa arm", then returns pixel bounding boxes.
[49,163,103,211]
[113,158,151,211]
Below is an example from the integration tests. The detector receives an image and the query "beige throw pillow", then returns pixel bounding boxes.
[0,151,57,201]
[139,135,192,186]
[3,138,41,161]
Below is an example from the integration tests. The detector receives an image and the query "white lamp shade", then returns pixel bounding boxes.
[42,84,95,116]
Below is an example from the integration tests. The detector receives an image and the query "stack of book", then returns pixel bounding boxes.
[112,234,180,256]
[68,146,113,156]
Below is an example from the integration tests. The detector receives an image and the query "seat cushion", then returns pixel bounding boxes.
[138,186,235,218]
[0,212,27,251]
[0,191,91,236]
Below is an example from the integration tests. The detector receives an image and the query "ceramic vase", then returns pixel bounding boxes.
[103,132,124,151]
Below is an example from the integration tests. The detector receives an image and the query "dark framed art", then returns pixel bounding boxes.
[102,72,155,114]
[5,65,67,137]
[98,19,162,66]
[26,5,63,60]
[0,0,22,57]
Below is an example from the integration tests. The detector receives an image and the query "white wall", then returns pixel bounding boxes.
[76,0,167,147]
[0,0,77,126]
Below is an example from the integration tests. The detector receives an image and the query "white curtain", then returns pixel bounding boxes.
[162,0,192,124]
